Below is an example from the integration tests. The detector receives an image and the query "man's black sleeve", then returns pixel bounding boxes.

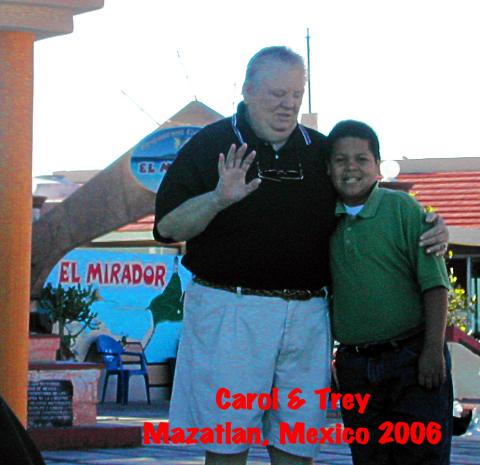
[152,133,210,243]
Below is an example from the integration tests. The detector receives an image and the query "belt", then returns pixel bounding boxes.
[193,276,328,301]
[339,331,423,356]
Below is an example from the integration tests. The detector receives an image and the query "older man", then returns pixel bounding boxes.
[154,46,447,465]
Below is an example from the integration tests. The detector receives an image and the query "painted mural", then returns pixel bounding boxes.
[44,249,192,363]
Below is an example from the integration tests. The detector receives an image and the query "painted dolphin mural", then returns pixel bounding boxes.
[142,257,184,349]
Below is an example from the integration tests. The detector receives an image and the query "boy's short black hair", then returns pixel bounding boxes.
[327,120,381,161]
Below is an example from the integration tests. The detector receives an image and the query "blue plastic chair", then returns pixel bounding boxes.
[96,335,150,404]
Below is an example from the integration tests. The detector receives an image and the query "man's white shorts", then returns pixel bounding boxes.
[168,281,331,457]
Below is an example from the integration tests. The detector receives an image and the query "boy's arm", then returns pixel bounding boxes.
[418,286,448,389]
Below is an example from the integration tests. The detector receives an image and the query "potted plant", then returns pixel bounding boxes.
[40,283,101,360]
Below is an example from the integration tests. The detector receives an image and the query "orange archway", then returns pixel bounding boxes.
[0,0,104,424]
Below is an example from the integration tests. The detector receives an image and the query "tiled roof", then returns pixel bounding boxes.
[397,171,480,228]
[118,215,155,232]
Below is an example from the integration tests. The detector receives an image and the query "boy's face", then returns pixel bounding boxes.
[328,137,380,206]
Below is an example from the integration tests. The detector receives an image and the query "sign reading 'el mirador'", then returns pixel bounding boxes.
[131,126,201,192]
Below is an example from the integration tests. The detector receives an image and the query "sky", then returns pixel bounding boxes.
[32,0,480,176]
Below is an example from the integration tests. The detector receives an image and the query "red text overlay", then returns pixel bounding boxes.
[143,421,442,446]
[216,387,370,414]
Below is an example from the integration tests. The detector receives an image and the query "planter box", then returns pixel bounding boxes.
[29,334,60,362]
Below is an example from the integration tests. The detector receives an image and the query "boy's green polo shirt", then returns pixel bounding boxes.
[330,184,449,345]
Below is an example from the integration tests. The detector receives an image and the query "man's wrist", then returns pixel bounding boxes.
[210,190,231,211]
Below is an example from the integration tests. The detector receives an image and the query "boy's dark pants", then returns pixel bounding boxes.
[335,336,453,465]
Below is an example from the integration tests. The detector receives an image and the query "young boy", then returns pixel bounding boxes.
[327,120,452,465]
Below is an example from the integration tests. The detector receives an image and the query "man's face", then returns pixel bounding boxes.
[328,137,380,206]
[243,60,305,145]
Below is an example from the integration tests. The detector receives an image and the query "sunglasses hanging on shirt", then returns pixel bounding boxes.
[256,152,304,182]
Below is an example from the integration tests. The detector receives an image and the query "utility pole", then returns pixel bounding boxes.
[306,28,312,114]
[301,28,318,130]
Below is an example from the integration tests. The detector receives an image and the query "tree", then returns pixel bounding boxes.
[447,252,476,334]
[40,283,101,360]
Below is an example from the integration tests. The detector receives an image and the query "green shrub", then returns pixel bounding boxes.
[447,253,476,334]
[40,283,101,360]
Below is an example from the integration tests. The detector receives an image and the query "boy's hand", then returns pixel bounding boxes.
[418,346,446,389]
[419,213,449,256]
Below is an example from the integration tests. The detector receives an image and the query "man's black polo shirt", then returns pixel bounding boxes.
[154,103,337,290]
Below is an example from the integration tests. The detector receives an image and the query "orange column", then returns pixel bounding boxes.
[0,31,35,424]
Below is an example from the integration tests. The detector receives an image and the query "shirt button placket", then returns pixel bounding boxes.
[344,220,354,253]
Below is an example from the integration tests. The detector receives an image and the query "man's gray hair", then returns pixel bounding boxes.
[244,46,305,88]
